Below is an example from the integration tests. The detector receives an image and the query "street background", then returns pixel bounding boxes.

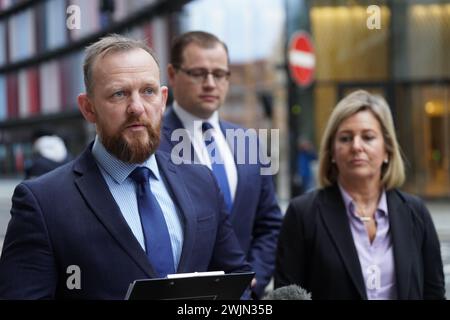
[0,178,448,299]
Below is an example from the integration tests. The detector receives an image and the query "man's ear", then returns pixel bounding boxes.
[78,93,96,123]
[160,86,168,114]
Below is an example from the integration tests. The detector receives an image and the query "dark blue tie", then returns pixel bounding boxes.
[129,167,175,277]
[202,122,233,212]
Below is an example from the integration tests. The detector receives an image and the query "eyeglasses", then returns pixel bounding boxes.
[176,67,231,84]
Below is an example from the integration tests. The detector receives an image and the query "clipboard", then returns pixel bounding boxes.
[125,271,255,300]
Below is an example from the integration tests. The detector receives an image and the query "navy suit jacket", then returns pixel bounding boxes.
[275,184,446,299]
[0,147,251,299]
[159,107,282,297]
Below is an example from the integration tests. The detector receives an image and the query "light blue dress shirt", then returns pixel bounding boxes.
[91,136,184,272]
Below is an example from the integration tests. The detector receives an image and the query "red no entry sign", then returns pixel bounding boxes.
[288,31,315,87]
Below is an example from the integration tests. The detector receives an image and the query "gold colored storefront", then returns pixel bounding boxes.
[310,2,450,198]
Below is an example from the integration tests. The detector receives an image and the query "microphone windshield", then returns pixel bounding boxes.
[263,284,312,300]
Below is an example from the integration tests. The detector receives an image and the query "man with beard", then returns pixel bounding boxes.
[0,34,251,299]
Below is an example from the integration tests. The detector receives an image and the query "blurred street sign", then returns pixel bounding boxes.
[288,31,315,87]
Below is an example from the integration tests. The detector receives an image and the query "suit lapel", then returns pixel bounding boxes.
[387,190,412,299]
[163,108,196,163]
[73,149,156,278]
[319,185,367,299]
[229,164,246,220]
[155,152,196,273]
[162,108,184,145]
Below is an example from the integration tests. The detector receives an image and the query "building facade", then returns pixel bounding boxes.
[0,0,189,176]
[288,0,450,198]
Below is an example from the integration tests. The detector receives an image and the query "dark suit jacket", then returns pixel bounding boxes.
[0,147,251,299]
[159,108,282,297]
[274,184,446,300]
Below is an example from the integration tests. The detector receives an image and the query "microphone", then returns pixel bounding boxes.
[263,284,312,300]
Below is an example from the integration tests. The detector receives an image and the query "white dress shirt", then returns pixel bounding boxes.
[173,102,238,202]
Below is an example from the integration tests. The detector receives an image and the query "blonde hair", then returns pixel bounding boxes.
[83,34,159,96]
[318,90,405,189]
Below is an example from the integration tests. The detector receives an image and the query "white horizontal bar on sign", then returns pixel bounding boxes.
[289,51,316,69]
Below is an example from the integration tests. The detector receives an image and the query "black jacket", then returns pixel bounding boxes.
[275,184,445,300]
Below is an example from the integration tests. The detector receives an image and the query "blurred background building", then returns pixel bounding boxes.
[0,0,449,201]
[305,0,450,199]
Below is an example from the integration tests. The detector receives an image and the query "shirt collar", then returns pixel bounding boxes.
[338,183,388,218]
[173,101,220,133]
[91,135,160,184]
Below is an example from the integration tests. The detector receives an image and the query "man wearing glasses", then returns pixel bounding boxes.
[159,31,282,299]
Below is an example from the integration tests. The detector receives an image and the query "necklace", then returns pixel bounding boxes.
[356,205,373,222]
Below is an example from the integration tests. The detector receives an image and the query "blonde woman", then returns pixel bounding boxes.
[275,90,445,299]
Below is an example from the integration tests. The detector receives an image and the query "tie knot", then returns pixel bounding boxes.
[129,167,152,185]
[201,122,214,133]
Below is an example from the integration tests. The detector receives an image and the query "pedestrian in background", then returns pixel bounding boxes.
[25,130,72,179]
[295,137,317,195]
[275,90,445,299]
